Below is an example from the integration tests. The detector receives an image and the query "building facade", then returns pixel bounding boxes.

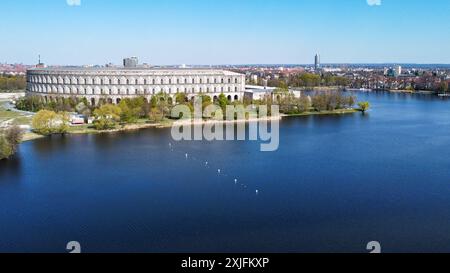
[26,67,246,106]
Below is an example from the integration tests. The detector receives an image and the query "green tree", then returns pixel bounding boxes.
[56,112,70,134]
[93,104,122,130]
[217,93,228,112]
[32,110,58,135]
[148,107,164,123]
[358,101,370,113]
[175,92,187,104]
[32,110,70,135]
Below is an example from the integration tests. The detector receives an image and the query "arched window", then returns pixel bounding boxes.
[235,78,238,84]
[228,78,231,83]
[221,78,224,84]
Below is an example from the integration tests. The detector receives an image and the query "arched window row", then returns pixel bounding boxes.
[28,75,242,85]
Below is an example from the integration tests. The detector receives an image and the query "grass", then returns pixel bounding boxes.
[0,101,33,126]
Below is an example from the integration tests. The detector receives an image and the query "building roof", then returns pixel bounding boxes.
[27,67,243,76]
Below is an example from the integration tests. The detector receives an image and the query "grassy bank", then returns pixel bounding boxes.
[284,108,358,117]
[20,108,359,142]
[0,103,33,126]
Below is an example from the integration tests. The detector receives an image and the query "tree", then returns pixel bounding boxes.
[175,92,187,104]
[439,81,449,93]
[148,107,164,123]
[56,112,70,134]
[32,110,70,135]
[217,93,228,112]
[3,126,23,155]
[0,135,13,160]
[311,93,328,111]
[297,96,311,113]
[16,96,44,112]
[358,101,370,113]
[93,104,122,130]
[347,96,356,108]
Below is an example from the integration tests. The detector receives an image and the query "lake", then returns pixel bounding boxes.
[1,91,450,253]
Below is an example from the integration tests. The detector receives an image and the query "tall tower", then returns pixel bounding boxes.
[314,54,320,70]
[36,54,46,68]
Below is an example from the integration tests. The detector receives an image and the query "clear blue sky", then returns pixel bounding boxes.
[1,0,449,65]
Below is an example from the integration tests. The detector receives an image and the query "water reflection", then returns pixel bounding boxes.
[0,157,21,184]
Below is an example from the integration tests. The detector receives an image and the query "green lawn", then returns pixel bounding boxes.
[0,101,33,126]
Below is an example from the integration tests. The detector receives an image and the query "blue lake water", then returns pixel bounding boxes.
[1,91,450,253]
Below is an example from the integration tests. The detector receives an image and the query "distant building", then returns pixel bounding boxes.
[123,57,139,68]
[251,74,258,84]
[394,65,402,77]
[314,54,320,70]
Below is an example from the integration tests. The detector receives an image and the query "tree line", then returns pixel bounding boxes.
[0,75,26,92]
[21,89,364,136]
[257,90,356,115]
[264,73,350,89]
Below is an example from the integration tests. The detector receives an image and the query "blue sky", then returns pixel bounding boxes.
[1,0,449,65]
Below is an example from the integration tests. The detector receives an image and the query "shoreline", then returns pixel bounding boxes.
[21,108,358,142]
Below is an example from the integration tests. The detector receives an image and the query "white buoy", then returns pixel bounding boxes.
[185,153,188,159]
[256,190,259,194]
[234,179,238,184]
[218,169,221,174]
[205,161,208,166]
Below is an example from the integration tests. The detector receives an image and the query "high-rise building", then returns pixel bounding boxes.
[394,65,402,77]
[123,57,139,68]
[314,54,320,70]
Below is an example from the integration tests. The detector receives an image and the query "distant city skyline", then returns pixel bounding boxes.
[1,0,450,65]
